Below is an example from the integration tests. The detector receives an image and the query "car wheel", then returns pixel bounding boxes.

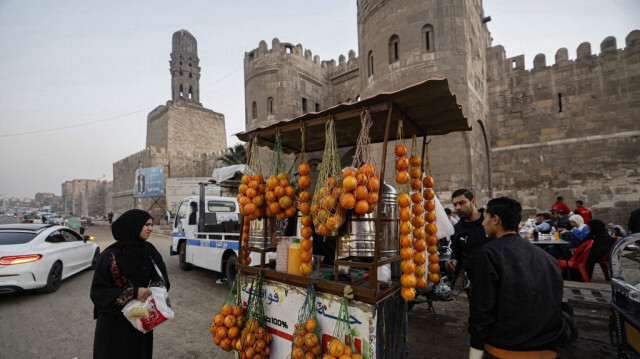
[225,255,238,287]
[179,241,192,271]
[37,261,63,294]
[90,249,100,270]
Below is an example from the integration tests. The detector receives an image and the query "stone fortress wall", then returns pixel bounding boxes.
[242,0,639,225]
[488,31,640,221]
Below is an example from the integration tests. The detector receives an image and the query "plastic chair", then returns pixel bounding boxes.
[598,236,620,281]
[557,240,594,282]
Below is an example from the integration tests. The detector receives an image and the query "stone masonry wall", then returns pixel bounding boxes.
[487,31,640,224]
[166,101,227,155]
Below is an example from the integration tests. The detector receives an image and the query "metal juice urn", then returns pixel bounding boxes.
[337,183,398,258]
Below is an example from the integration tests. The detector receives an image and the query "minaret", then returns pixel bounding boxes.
[169,30,201,104]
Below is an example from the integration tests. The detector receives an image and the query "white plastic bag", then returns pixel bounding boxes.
[434,195,455,239]
[122,286,174,333]
[377,264,391,283]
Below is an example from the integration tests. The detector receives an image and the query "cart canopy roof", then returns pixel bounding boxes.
[235,78,470,153]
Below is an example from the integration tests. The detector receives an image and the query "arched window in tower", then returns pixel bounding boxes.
[423,24,434,52]
[367,51,374,77]
[252,101,257,120]
[189,86,193,100]
[388,35,400,64]
[179,84,184,98]
[267,97,274,115]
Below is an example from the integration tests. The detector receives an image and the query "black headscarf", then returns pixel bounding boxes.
[587,219,607,237]
[111,209,153,244]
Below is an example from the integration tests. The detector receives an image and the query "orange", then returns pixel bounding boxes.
[414,251,426,265]
[316,224,330,236]
[241,174,252,185]
[410,167,422,179]
[423,175,435,188]
[221,304,233,316]
[428,273,440,283]
[299,202,310,215]
[239,184,248,195]
[292,347,304,359]
[428,253,439,264]
[410,178,422,191]
[401,273,417,288]
[427,245,439,254]
[233,306,244,317]
[322,196,337,211]
[424,211,436,223]
[228,326,240,339]
[325,177,338,188]
[413,227,426,240]
[279,196,293,209]
[411,215,425,228]
[401,287,416,302]
[428,262,440,273]
[267,176,278,190]
[397,193,411,208]
[354,185,368,201]
[354,200,370,215]
[298,190,311,202]
[268,202,281,215]
[425,223,437,235]
[304,332,318,347]
[394,144,407,157]
[326,216,339,231]
[409,155,422,167]
[210,322,217,335]
[298,163,311,176]
[414,239,427,252]
[252,173,264,183]
[300,262,313,276]
[340,193,356,209]
[301,238,312,250]
[251,195,264,207]
[352,354,363,359]
[411,191,423,204]
[285,186,296,198]
[342,167,357,179]
[395,157,409,171]
[216,326,228,339]
[328,339,345,357]
[401,247,414,260]
[399,207,412,221]
[412,203,424,216]
[343,345,352,356]
[343,176,357,191]
[359,163,375,177]
[401,259,416,274]
[423,188,435,200]
[224,315,236,328]
[424,200,436,212]
[416,277,427,289]
[395,171,410,184]
[214,313,225,326]
[400,234,413,248]
[293,335,304,348]
[305,317,317,333]
[301,215,312,227]
[399,221,413,235]
[285,206,297,218]
[415,265,426,277]
[277,172,288,181]
[213,335,222,345]
[301,249,312,263]
[426,234,438,246]
[367,177,380,192]
[246,187,257,199]
[298,176,311,189]
[367,192,379,205]
[248,180,259,189]
[274,186,285,198]
[265,191,276,203]
[355,172,368,186]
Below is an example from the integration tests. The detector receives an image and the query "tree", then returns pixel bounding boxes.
[217,144,246,166]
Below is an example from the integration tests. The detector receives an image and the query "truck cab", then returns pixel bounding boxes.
[169,187,264,284]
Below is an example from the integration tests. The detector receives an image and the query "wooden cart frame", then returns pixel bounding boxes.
[235,78,470,304]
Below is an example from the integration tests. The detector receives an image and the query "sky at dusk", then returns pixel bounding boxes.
[0,0,638,198]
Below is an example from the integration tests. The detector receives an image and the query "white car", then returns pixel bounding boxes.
[0,224,100,294]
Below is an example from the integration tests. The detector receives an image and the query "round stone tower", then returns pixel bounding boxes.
[170,29,201,104]
[357,0,493,200]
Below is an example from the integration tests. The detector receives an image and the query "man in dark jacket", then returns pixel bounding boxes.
[468,197,564,358]
[630,203,640,234]
[445,188,487,278]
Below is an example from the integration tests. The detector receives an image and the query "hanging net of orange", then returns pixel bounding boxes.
[311,118,345,236]
[422,139,440,284]
[297,124,313,276]
[265,131,296,220]
[340,108,380,216]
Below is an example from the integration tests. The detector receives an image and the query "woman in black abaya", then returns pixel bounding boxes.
[90,209,170,359]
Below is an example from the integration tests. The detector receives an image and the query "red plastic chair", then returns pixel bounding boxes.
[598,236,619,281]
[558,240,594,282]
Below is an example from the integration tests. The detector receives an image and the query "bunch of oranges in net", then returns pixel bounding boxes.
[210,304,245,352]
[339,163,380,215]
[423,176,440,283]
[236,317,273,359]
[290,317,322,359]
[238,173,266,221]
[297,163,314,276]
[265,172,296,220]
[311,177,346,236]
[240,216,251,265]
[396,143,417,302]
[323,338,363,359]
[407,150,428,290]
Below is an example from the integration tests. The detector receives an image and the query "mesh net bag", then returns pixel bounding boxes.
[340,109,380,216]
[239,137,266,222]
[265,131,296,221]
[290,284,322,358]
[422,139,440,284]
[311,119,345,236]
[238,273,273,359]
[325,296,363,359]
[297,124,314,276]
[210,273,247,352]
[408,135,428,290]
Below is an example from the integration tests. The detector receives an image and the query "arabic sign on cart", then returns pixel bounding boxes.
[241,279,376,359]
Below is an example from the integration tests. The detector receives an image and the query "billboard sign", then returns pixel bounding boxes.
[134,166,165,198]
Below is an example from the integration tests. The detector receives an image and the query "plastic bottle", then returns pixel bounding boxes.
[276,237,291,273]
[287,238,302,275]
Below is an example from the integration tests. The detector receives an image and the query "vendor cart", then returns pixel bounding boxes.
[233,78,470,359]
[611,233,640,358]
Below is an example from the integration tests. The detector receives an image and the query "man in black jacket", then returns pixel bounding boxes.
[445,189,487,279]
[468,197,564,358]
[630,202,640,234]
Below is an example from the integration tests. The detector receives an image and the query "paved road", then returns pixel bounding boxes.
[0,220,619,358]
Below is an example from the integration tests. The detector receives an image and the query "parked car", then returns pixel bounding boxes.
[0,224,100,294]
[44,216,62,225]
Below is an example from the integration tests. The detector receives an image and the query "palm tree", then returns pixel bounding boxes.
[217,144,246,165]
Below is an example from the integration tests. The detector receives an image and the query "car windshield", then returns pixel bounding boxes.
[0,232,38,245]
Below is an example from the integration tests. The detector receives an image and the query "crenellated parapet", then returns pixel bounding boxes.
[488,30,640,74]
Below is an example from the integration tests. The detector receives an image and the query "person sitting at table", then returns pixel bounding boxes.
[585,219,615,279]
[552,210,571,231]
[534,213,552,234]
[563,214,590,247]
